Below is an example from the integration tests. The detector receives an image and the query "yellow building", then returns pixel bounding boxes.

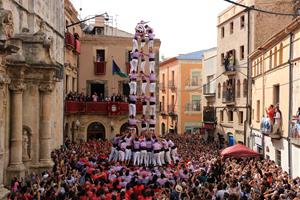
[159,51,205,135]
[250,17,300,177]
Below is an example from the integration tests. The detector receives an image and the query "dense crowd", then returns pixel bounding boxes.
[7,132,300,200]
[65,92,127,102]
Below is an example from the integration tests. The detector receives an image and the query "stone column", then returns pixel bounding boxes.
[7,80,26,176]
[39,82,54,168]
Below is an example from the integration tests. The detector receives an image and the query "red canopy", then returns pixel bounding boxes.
[220,144,261,158]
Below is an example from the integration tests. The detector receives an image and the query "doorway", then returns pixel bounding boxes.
[91,83,105,97]
[161,123,166,135]
[87,122,106,141]
[123,83,130,97]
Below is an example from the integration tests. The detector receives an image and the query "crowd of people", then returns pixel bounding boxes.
[65,92,127,103]
[7,130,300,200]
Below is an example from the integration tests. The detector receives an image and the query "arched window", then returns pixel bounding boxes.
[218,83,221,99]
[222,82,226,99]
[279,43,283,65]
[269,50,273,70]
[236,79,241,98]
[243,79,247,98]
[274,47,278,67]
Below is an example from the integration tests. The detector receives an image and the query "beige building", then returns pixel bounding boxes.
[64,17,161,141]
[202,48,217,138]
[250,17,300,177]
[159,51,205,135]
[215,0,294,146]
[0,0,65,197]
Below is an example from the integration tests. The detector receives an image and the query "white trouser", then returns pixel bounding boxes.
[141,40,146,48]
[165,150,171,164]
[119,150,125,162]
[129,103,136,117]
[140,61,146,73]
[142,82,147,95]
[145,151,152,167]
[149,61,155,73]
[130,59,138,73]
[125,149,132,161]
[132,39,138,52]
[153,152,162,166]
[133,151,140,166]
[160,151,165,165]
[171,148,178,162]
[140,150,147,165]
[129,81,137,95]
[143,104,148,115]
[108,147,116,162]
[150,104,156,116]
[113,150,119,162]
[148,40,154,49]
[149,82,156,93]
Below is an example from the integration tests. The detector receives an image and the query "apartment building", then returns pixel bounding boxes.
[250,17,300,177]
[159,50,205,135]
[215,0,294,146]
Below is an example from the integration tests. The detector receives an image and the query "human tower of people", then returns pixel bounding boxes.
[128,21,156,133]
[108,132,178,167]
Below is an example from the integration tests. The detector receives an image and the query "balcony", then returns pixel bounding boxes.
[203,84,216,97]
[65,101,142,116]
[159,103,167,115]
[168,105,177,116]
[290,118,300,146]
[65,32,75,49]
[185,79,201,88]
[222,89,235,105]
[168,80,176,91]
[159,83,166,92]
[203,106,216,123]
[94,61,106,75]
[185,103,201,112]
[261,117,282,139]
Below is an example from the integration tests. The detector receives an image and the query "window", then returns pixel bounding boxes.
[162,74,165,88]
[230,22,234,34]
[218,83,221,98]
[191,71,201,86]
[239,111,244,124]
[221,53,225,65]
[220,111,224,122]
[236,79,241,98]
[162,96,165,111]
[191,95,201,111]
[222,82,226,98]
[221,27,225,38]
[279,43,283,65]
[256,100,260,122]
[243,79,247,98]
[228,111,233,121]
[276,149,281,167]
[240,45,245,60]
[273,85,280,105]
[96,49,105,62]
[274,47,278,67]
[269,50,273,70]
[240,15,245,29]
[172,71,175,84]
[94,27,105,35]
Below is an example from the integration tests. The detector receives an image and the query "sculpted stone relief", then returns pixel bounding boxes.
[0,8,14,41]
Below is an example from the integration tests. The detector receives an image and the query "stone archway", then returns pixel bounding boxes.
[87,122,106,141]
[161,123,166,135]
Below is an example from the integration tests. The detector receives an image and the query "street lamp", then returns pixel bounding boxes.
[66,12,109,28]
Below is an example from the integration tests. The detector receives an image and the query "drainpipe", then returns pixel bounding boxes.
[288,32,294,177]
[245,8,252,146]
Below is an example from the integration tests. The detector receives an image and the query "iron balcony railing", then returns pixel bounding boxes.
[185,103,201,112]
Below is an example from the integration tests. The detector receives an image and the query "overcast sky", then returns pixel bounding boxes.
[70,0,230,58]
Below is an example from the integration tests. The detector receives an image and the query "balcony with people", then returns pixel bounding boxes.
[260,104,283,139]
[222,50,237,76]
[64,92,142,115]
[222,79,235,105]
[290,107,300,145]
[203,106,216,123]
[94,52,106,75]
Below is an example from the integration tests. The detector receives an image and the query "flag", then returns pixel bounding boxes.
[112,60,128,78]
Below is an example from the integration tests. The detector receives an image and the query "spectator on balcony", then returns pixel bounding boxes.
[99,93,104,102]
[105,96,111,102]
[228,53,234,71]
[116,93,123,102]
[111,93,117,102]
[266,105,275,125]
[272,105,282,135]
[92,92,98,102]
[224,55,230,71]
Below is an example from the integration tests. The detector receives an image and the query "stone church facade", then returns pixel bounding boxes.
[0,0,64,197]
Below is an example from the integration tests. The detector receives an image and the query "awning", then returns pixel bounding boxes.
[220,144,261,158]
